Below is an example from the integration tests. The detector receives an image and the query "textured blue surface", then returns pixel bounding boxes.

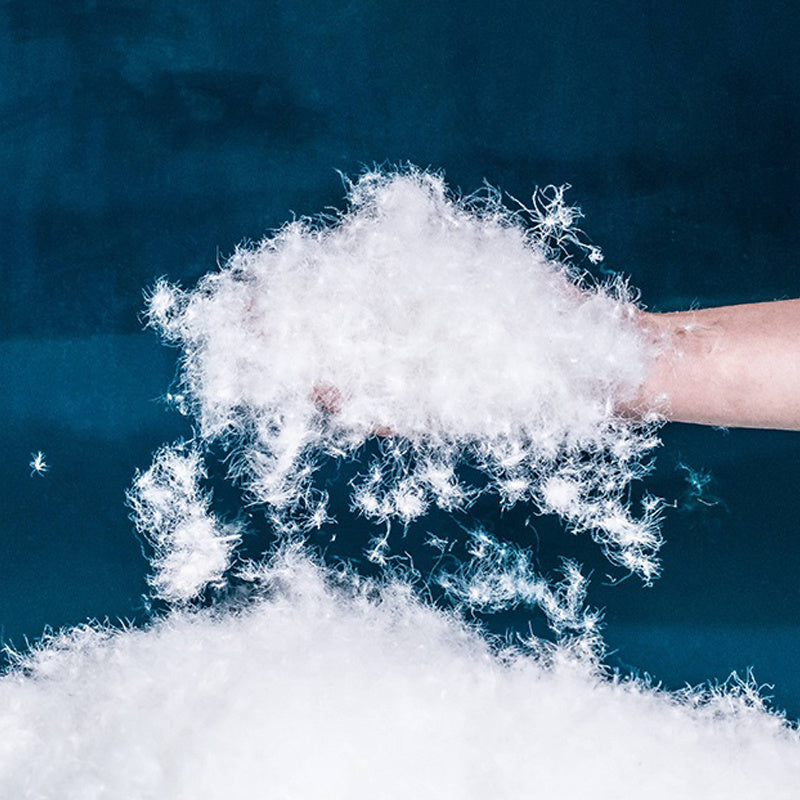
[2,1,800,717]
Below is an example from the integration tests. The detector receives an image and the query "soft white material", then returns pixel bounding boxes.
[127,444,241,602]
[146,169,662,580]
[0,547,797,799]
[7,168,797,798]
[438,528,600,639]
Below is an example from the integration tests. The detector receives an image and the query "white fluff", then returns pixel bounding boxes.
[127,444,241,602]
[438,528,601,640]
[8,168,796,798]
[146,169,662,579]
[0,547,797,799]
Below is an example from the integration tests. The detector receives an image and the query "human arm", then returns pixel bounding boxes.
[627,300,800,430]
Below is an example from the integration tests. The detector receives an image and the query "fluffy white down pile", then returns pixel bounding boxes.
[145,169,662,580]
[7,169,796,798]
[0,547,797,800]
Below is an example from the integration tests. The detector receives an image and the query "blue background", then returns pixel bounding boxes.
[2,1,800,717]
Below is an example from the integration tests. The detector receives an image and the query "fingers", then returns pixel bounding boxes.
[311,383,393,437]
[311,383,342,415]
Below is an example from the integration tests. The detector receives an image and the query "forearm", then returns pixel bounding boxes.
[629,300,800,430]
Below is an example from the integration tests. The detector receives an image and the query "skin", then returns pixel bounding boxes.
[313,300,800,433]
[628,300,800,431]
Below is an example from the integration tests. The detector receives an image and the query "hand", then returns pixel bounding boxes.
[311,383,393,436]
